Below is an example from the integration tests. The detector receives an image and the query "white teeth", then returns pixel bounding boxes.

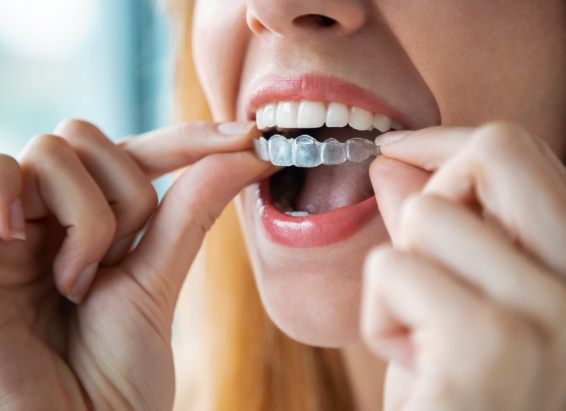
[297,101,326,128]
[285,211,310,217]
[255,107,265,130]
[255,100,399,132]
[349,107,374,131]
[373,114,392,133]
[276,101,298,128]
[262,103,277,128]
[325,102,349,127]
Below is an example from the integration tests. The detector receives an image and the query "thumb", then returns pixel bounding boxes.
[369,157,430,246]
[119,150,275,315]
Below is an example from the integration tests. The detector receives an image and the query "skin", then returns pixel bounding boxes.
[194,0,566,345]
[0,120,276,410]
[0,1,564,411]
[192,0,566,409]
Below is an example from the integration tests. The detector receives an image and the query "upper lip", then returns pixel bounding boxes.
[244,72,413,128]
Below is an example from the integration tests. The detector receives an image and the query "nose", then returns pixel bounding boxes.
[246,0,368,38]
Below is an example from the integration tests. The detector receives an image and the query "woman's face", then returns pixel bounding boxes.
[192,0,566,346]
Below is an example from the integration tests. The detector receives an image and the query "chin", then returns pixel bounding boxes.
[256,266,363,347]
[235,183,389,347]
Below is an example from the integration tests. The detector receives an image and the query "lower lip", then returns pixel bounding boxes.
[257,178,378,248]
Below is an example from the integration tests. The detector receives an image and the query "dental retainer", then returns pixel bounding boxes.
[254,134,381,167]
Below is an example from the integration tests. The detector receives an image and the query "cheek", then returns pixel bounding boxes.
[376,1,564,129]
[193,0,249,120]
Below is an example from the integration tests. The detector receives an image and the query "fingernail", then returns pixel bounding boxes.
[374,130,411,147]
[68,263,98,304]
[103,236,133,265]
[217,121,256,136]
[10,200,26,241]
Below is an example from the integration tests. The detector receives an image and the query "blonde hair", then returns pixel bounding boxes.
[168,1,354,410]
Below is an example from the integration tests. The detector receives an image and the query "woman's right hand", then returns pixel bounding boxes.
[0,119,272,411]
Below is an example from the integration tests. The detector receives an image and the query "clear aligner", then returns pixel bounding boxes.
[253,134,381,168]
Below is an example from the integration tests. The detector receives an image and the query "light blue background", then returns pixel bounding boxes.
[0,0,173,158]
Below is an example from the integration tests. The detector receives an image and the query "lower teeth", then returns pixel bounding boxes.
[284,211,310,217]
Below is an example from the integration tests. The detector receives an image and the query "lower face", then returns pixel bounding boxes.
[236,179,388,345]
[193,0,566,347]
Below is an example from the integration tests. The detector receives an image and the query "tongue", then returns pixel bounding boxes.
[295,160,374,214]
[279,126,378,214]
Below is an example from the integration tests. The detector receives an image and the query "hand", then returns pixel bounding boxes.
[362,122,566,410]
[0,119,274,411]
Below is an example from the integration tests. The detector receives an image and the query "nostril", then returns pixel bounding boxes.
[310,14,337,27]
[294,14,337,29]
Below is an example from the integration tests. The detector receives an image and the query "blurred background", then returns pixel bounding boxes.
[0,0,173,160]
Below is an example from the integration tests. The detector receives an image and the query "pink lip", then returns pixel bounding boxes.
[258,180,378,248]
[245,72,412,127]
[245,72,392,247]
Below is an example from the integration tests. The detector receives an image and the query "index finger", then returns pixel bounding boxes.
[375,126,473,171]
[120,121,260,179]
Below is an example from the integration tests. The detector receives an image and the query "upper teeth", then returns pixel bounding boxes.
[255,100,401,132]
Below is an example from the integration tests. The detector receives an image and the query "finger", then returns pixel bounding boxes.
[422,123,566,276]
[120,151,275,316]
[398,194,566,330]
[0,154,25,241]
[54,119,158,265]
[361,245,481,369]
[369,156,430,246]
[120,121,260,179]
[375,126,472,170]
[19,135,116,302]
[379,123,566,179]
[379,123,566,276]
[362,245,542,411]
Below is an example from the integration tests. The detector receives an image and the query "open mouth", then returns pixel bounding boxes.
[254,100,401,215]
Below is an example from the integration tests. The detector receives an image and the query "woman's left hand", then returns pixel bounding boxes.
[362,122,566,411]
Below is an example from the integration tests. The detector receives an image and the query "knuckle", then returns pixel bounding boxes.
[25,134,72,160]
[471,121,533,159]
[0,154,21,178]
[56,118,102,140]
[137,183,159,213]
[0,155,22,197]
[121,183,158,230]
[0,154,19,170]
[399,194,438,248]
